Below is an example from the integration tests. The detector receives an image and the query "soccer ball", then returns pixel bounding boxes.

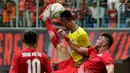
[50,3,65,19]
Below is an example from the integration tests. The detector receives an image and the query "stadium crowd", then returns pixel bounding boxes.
[0,0,130,28]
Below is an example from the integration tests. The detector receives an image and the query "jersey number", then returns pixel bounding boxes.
[27,58,40,73]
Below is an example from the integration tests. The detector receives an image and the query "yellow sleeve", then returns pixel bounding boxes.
[77,34,90,47]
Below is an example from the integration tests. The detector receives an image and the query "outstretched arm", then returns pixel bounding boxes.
[106,64,114,73]
[58,29,89,55]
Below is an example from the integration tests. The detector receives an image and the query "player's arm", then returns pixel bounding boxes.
[58,29,89,55]
[106,64,114,73]
[102,55,114,73]
[43,54,53,73]
[9,53,20,73]
[77,34,90,47]
[66,36,88,55]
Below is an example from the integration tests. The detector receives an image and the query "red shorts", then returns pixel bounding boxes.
[54,58,78,73]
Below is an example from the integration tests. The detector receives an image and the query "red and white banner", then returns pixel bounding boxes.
[0,29,129,70]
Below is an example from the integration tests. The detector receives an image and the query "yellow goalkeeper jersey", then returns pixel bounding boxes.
[68,27,90,64]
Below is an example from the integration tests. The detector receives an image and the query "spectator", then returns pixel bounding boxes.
[100,0,107,8]
[107,0,118,9]
[118,0,127,27]
[88,1,102,27]
[19,0,26,27]
[2,3,10,27]
[126,1,130,27]
[19,0,34,27]
[100,0,106,27]
[31,5,36,27]
[79,0,88,27]
[107,2,117,28]
[9,1,16,27]
[0,0,5,26]
[30,2,41,27]
[24,0,34,27]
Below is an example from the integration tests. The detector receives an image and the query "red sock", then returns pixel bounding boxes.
[45,18,61,48]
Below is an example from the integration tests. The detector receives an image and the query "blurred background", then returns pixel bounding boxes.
[0,0,129,73]
[0,0,130,28]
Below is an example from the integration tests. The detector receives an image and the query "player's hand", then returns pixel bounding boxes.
[75,63,80,68]
[57,29,67,37]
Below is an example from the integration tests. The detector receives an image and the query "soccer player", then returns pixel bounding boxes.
[59,29,114,73]
[60,10,90,66]
[9,30,53,73]
[39,3,90,71]
[39,4,71,64]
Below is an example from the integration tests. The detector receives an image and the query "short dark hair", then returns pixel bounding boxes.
[101,33,113,48]
[23,29,37,45]
[60,10,74,21]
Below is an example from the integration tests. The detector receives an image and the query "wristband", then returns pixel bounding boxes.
[64,35,70,41]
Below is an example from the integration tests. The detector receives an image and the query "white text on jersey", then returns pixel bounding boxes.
[22,52,42,57]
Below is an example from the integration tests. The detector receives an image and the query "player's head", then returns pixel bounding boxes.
[60,10,75,30]
[95,33,113,49]
[22,29,37,46]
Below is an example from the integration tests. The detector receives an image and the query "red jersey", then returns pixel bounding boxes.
[9,48,53,73]
[84,48,114,73]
